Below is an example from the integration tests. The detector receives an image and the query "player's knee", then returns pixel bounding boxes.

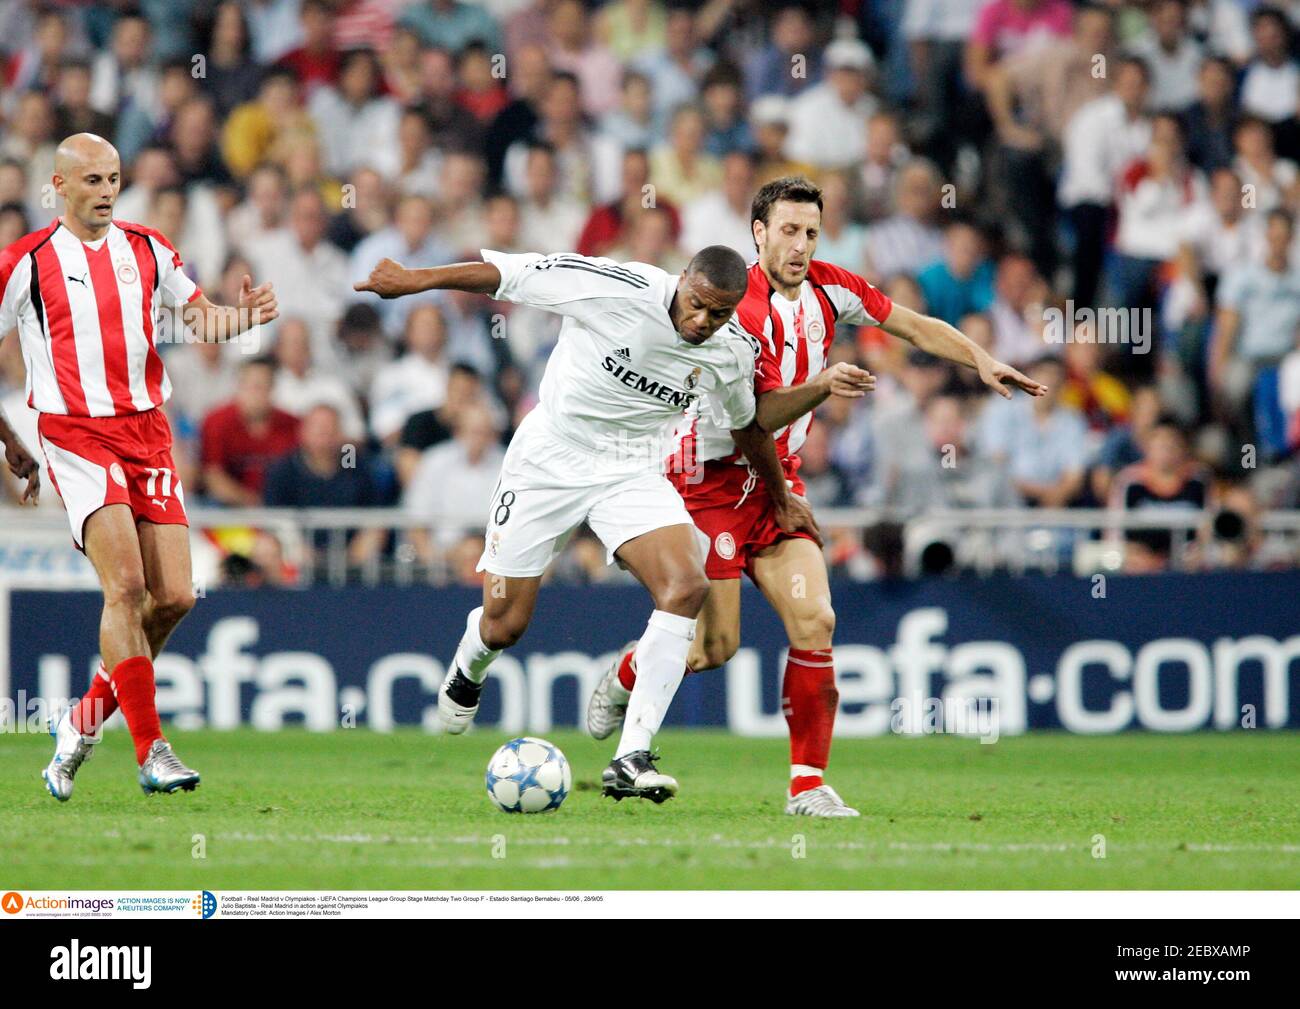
[151,587,196,627]
[480,610,529,650]
[790,603,835,649]
[697,630,738,670]
[656,568,710,617]
[103,571,148,614]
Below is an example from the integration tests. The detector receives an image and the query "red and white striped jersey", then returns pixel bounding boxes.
[689,259,893,466]
[0,218,201,417]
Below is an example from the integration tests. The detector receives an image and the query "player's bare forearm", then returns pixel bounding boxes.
[353,258,502,299]
[755,362,875,430]
[883,304,1047,399]
[188,277,279,342]
[0,405,40,504]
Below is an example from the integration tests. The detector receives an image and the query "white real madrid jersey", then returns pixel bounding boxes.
[483,250,756,468]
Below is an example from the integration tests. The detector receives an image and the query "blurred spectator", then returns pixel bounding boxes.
[370,304,452,444]
[404,402,505,560]
[965,0,1072,93]
[248,186,350,360]
[651,104,723,206]
[517,142,588,253]
[607,204,685,271]
[221,67,312,180]
[1091,383,1163,503]
[902,0,982,175]
[977,355,1088,507]
[54,58,115,142]
[867,350,954,505]
[226,163,289,259]
[576,148,681,258]
[272,317,367,441]
[309,48,401,179]
[1060,337,1132,436]
[749,95,814,185]
[745,5,821,101]
[598,69,658,151]
[334,303,391,402]
[700,63,753,156]
[681,150,756,259]
[1210,210,1300,427]
[1109,415,1208,570]
[169,95,234,188]
[484,43,551,190]
[264,403,388,566]
[199,1,263,117]
[858,110,909,222]
[916,218,995,325]
[784,38,877,170]
[398,0,503,54]
[1183,55,1239,172]
[0,92,57,223]
[394,107,442,198]
[1057,55,1152,309]
[863,159,946,284]
[201,357,301,506]
[1240,7,1297,125]
[277,0,342,99]
[165,338,239,435]
[598,0,669,63]
[115,57,199,166]
[396,363,493,484]
[1128,0,1202,111]
[90,10,158,116]
[545,0,622,117]
[1232,116,1298,214]
[809,170,868,273]
[987,252,1050,367]
[503,72,617,207]
[636,6,712,123]
[326,166,390,252]
[348,194,454,336]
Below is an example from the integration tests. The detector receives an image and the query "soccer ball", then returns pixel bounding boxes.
[485,737,572,813]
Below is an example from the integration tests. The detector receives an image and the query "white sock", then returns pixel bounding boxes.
[453,606,500,684]
[615,610,696,758]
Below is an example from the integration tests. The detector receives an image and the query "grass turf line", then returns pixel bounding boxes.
[3,728,1298,889]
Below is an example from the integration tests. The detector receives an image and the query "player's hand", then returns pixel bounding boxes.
[978,356,1047,399]
[818,362,875,400]
[238,275,279,326]
[774,493,821,546]
[354,258,420,299]
[4,437,39,505]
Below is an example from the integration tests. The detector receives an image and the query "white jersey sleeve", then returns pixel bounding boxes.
[0,253,31,339]
[716,320,757,430]
[148,232,199,308]
[481,249,656,322]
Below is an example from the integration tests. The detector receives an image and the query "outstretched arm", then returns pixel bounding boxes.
[882,303,1048,400]
[730,419,821,544]
[353,258,502,299]
[0,405,39,504]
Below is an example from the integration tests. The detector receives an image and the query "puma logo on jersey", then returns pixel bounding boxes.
[151,499,168,510]
[67,273,88,287]
[601,357,699,409]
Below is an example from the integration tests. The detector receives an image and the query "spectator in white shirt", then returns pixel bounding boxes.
[784,37,879,170]
[226,162,289,261]
[1241,7,1299,124]
[1232,116,1299,213]
[681,150,756,260]
[810,169,869,274]
[272,316,367,441]
[863,159,947,285]
[517,142,589,253]
[988,252,1052,367]
[89,11,159,116]
[404,403,506,559]
[308,48,401,179]
[369,304,452,445]
[248,187,351,367]
[348,194,455,338]
[1127,0,1203,112]
[1057,55,1152,308]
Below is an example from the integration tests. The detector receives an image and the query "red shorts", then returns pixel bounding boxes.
[671,458,812,580]
[37,408,189,549]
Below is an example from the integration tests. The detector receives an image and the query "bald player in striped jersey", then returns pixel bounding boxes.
[0,134,278,800]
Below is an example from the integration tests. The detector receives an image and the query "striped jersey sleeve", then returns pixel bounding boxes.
[806,259,892,327]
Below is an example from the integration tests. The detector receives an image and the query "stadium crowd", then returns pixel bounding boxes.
[2,0,1300,583]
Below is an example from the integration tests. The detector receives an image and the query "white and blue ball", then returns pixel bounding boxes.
[485,737,572,813]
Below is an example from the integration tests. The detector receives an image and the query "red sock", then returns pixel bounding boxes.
[108,656,164,764]
[617,648,637,690]
[782,647,837,795]
[70,664,119,736]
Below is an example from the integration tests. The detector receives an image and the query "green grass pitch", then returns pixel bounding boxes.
[3,728,1298,889]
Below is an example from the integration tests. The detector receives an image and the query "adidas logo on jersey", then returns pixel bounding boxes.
[615,346,632,361]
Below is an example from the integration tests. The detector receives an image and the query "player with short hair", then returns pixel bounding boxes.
[354,245,816,801]
[0,133,278,800]
[586,176,1046,815]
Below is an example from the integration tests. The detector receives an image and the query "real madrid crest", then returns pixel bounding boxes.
[684,366,701,390]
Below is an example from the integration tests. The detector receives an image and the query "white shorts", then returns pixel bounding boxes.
[478,412,698,578]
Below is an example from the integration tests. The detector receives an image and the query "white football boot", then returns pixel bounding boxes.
[438,664,482,734]
[785,784,860,817]
[139,739,201,794]
[42,708,100,802]
[586,641,634,740]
